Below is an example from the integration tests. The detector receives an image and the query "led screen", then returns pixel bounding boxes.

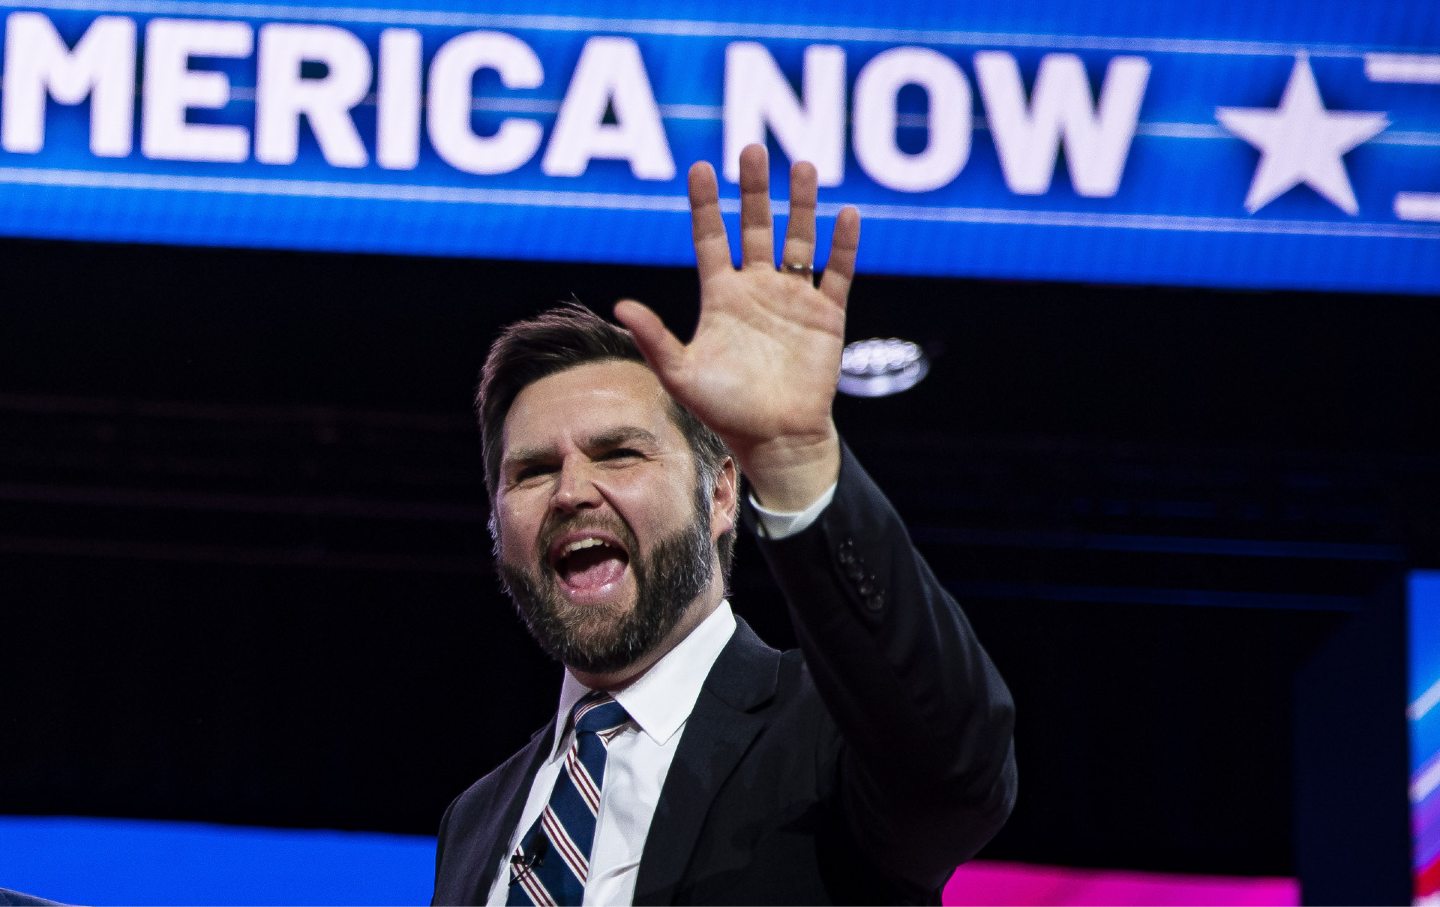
[0,0,1433,292]
[1413,571,1440,905]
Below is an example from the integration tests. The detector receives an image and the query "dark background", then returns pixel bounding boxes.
[2,237,1436,897]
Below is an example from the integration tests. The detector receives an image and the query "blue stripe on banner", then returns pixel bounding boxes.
[0,816,434,905]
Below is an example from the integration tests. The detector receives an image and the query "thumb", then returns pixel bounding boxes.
[614,299,686,380]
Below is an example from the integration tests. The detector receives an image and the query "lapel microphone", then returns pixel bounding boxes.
[509,835,548,883]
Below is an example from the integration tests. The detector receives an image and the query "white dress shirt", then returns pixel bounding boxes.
[487,485,836,906]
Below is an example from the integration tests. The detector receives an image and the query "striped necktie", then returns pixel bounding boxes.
[506,691,631,906]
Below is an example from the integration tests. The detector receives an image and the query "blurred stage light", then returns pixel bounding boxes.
[838,338,930,397]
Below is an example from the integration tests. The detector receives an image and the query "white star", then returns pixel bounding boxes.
[1216,55,1388,215]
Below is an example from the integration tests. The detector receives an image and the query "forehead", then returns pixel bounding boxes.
[502,359,682,451]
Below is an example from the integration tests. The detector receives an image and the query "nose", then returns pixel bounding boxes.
[551,457,602,513]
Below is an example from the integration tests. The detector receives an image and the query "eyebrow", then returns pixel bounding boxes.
[502,426,662,471]
[585,426,661,451]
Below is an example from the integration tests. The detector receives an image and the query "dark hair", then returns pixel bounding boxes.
[476,303,736,573]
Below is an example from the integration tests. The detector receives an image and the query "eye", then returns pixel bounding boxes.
[513,463,556,484]
[600,447,643,463]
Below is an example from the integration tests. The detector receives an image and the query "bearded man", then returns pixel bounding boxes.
[430,145,1017,906]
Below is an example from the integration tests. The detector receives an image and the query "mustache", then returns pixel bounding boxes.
[538,512,638,563]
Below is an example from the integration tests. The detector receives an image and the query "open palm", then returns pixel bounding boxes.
[614,144,860,509]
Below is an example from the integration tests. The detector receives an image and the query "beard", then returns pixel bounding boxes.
[497,493,715,676]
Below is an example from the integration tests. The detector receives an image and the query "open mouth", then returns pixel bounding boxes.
[547,532,631,597]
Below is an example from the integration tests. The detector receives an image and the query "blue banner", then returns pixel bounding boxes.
[0,816,433,904]
[0,0,1435,292]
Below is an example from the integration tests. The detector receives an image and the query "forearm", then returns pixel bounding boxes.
[751,442,1017,883]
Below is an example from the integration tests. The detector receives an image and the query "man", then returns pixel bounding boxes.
[431,144,1016,906]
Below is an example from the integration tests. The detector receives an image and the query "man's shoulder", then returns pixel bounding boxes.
[451,724,550,809]
[703,616,813,700]
[0,889,62,906]
[705,621,827,731]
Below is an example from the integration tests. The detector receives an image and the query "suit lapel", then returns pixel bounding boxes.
[465,724,555,903]
[632,619,780,905]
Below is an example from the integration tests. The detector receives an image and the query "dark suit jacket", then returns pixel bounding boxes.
[432,445,1017,905]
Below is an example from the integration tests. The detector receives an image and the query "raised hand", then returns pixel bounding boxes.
[613,143,860,511]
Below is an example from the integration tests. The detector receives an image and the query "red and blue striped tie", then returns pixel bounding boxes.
[506,692,631,906]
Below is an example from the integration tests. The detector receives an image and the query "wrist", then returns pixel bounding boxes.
[737,426,841,513]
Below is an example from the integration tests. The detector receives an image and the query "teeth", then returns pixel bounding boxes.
[562,537,611,557]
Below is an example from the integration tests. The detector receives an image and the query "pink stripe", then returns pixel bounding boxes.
[542,816,587,886]
[540,810,582,873]
[541,808,589,884]
[574,696,609,722]
[567,748,602,814]
[518,866,556,907]
[944,860,1299,906]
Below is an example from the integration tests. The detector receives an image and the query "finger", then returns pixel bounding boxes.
[738,143,773,270]
[688,161,733,282]
[818,206,860,310]
[613,299,687,380]
[780,160,818,279]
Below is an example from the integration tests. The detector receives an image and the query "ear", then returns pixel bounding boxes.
[710,456,739,539]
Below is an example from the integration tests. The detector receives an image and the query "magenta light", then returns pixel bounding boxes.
[944,860,1300,906]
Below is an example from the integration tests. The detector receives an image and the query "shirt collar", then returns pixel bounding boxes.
[552,600,737,757]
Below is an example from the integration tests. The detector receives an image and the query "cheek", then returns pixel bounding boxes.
[494,502,539,561]
[614,480,700,533]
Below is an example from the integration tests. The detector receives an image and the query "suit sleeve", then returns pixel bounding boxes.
[747,440,1017,891]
